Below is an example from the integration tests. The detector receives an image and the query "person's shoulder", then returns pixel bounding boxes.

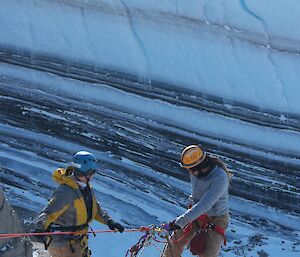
[54,183,77,195]
[210,166,228,180]
[52,184,78,202]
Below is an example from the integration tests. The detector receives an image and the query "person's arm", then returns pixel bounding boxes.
[94,201,111,224]
[175,172,228,228]
[95,202,124,233]
[35,186,71,230]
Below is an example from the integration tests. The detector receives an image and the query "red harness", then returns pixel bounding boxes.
[198,214,226,244]
[183,214,227,243]
[186,214,227,256]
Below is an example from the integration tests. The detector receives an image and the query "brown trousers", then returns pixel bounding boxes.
[161,214,229,257]
[48,242,82,257]
[48,236,90,257]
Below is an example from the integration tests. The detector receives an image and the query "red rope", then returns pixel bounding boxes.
[0,228,143,240]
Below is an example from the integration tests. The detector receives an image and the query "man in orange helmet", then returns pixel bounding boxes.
[161,145,231,257]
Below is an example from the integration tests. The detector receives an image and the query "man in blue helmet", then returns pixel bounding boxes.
[35,151,124,257]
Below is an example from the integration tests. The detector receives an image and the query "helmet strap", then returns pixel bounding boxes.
[84,174,92,184]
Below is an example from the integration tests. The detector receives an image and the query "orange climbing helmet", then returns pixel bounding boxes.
[180,145,206,169]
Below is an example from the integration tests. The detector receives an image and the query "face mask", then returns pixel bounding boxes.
[190,156,210,172]
[194,169,211,178]
[76,179,88,188]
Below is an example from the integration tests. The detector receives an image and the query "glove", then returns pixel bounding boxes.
[168,221,182,231]
[107,219,124,233]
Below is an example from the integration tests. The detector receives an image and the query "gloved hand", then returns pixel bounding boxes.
[168,221,182,231]
[107,219,124,233]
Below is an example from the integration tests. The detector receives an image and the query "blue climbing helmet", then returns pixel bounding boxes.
[71,151,97,176]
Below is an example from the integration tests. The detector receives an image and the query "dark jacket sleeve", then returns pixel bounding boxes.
[35,185,72,230]
[94,201,111,224]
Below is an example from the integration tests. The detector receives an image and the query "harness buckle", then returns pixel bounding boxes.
[208,223,215,230]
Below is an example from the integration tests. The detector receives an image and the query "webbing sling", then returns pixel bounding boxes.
[184,215,227,243]
[43,223,89,251]
[50,223,89,232]
[188,214,227,255]
[186,205,227,245]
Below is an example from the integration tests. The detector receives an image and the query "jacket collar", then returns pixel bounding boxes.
[52,168,79,189]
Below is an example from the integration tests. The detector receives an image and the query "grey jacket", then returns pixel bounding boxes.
[175,165,229,228]
[35,168,111,247]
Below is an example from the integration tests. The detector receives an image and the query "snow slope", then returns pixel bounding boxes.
[0,0,299,256]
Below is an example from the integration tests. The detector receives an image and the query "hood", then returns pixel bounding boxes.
[52,167,79,189]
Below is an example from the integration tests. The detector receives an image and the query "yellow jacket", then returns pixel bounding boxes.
[36,168,111,246]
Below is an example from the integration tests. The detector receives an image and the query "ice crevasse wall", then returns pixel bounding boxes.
[1,0,300,157]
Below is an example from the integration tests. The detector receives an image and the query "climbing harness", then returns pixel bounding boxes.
[189,214,226,255]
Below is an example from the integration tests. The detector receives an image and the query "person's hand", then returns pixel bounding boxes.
[107,219,124,233]
[162,221,181,231]
[168,221,182,231]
